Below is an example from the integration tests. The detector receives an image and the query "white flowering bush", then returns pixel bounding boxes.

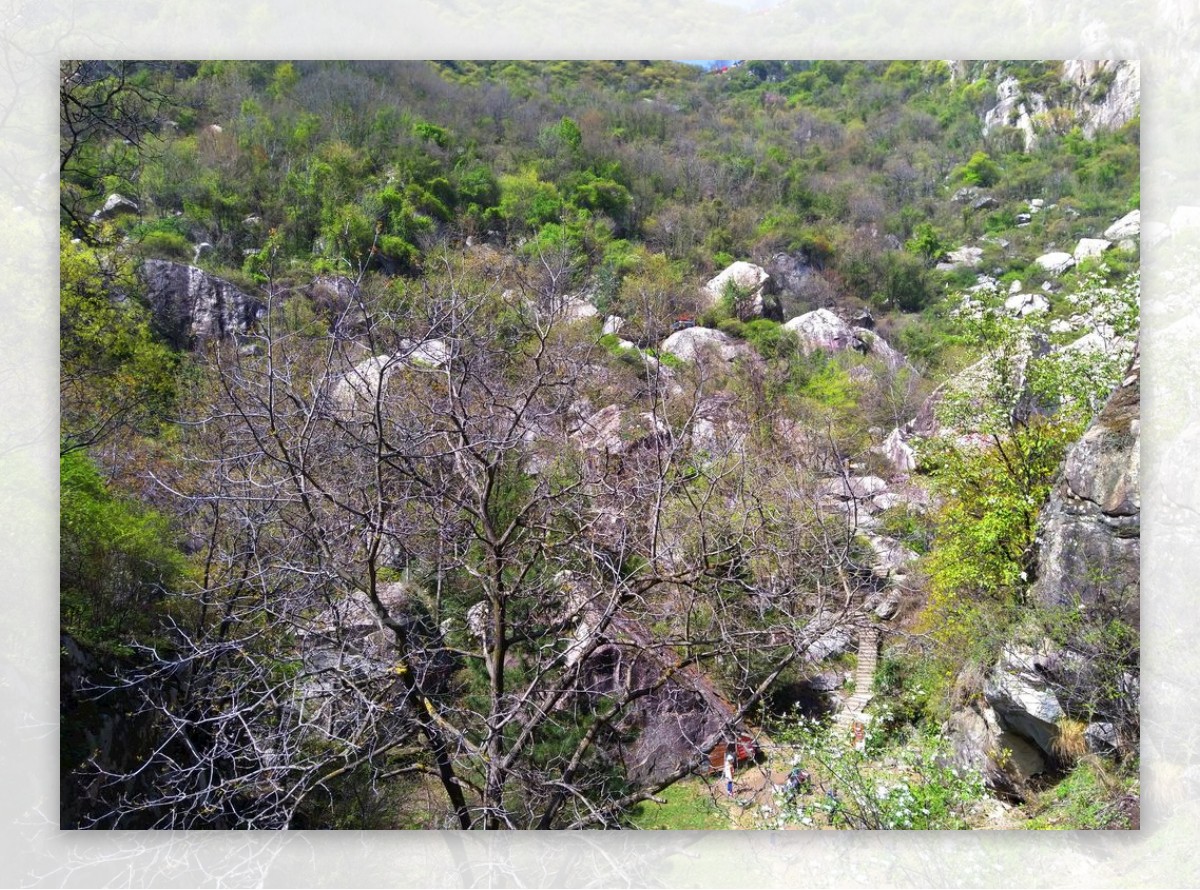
[758,713,986,830]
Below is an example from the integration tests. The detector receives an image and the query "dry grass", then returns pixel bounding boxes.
[1052,717,1089,765]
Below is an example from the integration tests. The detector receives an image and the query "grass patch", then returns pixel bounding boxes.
[1025,757,1135,829]
[625,779,729,830]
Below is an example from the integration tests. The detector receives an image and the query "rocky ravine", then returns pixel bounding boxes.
[948,348,1140,791]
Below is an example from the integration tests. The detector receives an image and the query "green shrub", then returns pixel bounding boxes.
[956,150,1001,187]
[743,318,798,362]
[717,317,746,339]
[135,229,193,261]
[60,450,183,654]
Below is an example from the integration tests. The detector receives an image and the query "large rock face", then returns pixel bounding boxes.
[141,260,263,348]
[945,699,1046,798]
[1031,351,1140,626]
[983,643,1066,756]
[1061,60,1141,137]
[983,76,1046,151]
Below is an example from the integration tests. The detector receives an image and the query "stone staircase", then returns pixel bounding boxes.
[835,626,880,727]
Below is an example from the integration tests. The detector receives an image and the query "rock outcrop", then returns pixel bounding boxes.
[1031,349,1140,626]
[1104,210,1141,241]
[983,76,1046,151]
[331,340,451,414]
[1061,60,1141,137]
[1073,237,1112,261]
[935,245,983,272]
[141,259,263,348]
[945,698,1047,797]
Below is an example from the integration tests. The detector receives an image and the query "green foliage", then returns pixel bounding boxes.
[60,232,179,451]
[1025,758,1137,829]
[920,419,1075,641]
[60,450,183,653]
[499,168,563,231]
[743,319,798,362]
[904,221,944,266]
[956,151,1001,187]
[412,119,451,148]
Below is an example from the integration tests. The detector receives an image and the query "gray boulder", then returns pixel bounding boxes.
[1104,209,1141,241]
[660,326,746,364]
[854,328,907,371]
[819,475,889,501]
[140,259,263,348]
[1004,292,1050,317]
[877,427,917,474]
[92,193,139,220]
[1034,251,1076,275]
[935,245,983,272]
[862,533,918,580]
[945,699,1046,798]
[1073,238,1112,261]
[701,261,769,318]
[784,308,862,355]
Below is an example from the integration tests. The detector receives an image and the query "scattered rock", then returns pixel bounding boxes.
[92,193,139,221]
[572,404,669,455]
[602,315,625,336]
[818,475,889,501]
[1034,251,1076,275]
[1104,209,1141,241]
[1085,721,1119,755]
[972,195,998,211]
[660,326,747,364]
[559,296,598,321]
[863,533,918,580]
[1073,238,1112,261]
[1004,292,1050,316]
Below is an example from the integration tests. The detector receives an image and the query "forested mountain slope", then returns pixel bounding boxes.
[60,59,1139,829]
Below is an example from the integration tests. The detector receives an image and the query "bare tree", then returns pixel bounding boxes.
[76,249,880,829]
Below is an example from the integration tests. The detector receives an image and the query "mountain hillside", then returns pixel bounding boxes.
[60,59,1139,830]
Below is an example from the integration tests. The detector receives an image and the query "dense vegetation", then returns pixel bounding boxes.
[60,59,1139,829]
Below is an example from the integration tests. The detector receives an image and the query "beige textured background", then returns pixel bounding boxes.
[1,1,1195,885]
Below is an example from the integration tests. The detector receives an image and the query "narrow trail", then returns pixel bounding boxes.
[834,625,879,729]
